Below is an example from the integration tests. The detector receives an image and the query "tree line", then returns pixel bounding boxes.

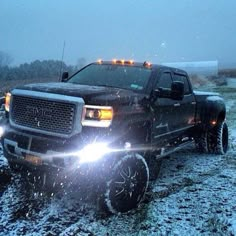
[0,60,79,81]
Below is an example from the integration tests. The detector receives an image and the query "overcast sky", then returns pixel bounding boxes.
[1,0,236,67]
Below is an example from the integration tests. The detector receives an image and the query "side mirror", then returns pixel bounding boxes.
[61,71,69,82]
[150,81,184,102]
[171,81,184,100]
[151,88,171,102]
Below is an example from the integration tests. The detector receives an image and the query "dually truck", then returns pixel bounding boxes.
[0,60,228,213]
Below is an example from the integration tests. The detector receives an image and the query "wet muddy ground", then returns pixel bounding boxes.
[0,85,236,235]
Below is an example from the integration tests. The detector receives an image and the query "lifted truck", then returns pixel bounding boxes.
[0,60,228,213]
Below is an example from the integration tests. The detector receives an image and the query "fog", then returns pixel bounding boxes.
[1,0,236,67]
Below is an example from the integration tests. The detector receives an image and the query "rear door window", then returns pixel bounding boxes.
[174,74,191,94]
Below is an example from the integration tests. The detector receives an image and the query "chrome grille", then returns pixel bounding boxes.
[11,95,76,135]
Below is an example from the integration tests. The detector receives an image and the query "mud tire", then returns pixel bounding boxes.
[208,122,228,154]
[102,153,149,213]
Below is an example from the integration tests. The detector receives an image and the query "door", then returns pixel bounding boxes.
[172,73,196,131]
[151,71,177,146]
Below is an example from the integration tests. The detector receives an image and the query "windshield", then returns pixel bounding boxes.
[68,64,151,91]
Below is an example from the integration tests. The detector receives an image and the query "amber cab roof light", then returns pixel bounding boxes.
[111,59,134,65]
[143,61,152,68]
[97,59,151,66]
[97,59,103,64]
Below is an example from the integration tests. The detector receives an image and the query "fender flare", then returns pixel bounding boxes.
[200,96,226,129]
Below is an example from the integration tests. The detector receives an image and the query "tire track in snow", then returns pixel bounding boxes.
[148,167,222,201]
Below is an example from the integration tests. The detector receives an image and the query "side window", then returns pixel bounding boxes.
[174,74,191,95]
[156,72,172,89]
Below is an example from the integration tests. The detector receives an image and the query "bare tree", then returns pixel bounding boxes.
[0,51,13,67]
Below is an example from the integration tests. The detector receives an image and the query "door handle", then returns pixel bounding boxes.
[174,103,180,107]
[191,101,196,105]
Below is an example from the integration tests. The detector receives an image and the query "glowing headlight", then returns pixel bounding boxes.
[5,92,11,112]
[82,105,113,127]
[78,143,111,164]
[0,126,4,138]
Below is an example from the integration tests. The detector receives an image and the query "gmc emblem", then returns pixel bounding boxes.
[26,105,53,119]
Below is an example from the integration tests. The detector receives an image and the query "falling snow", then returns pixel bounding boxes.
[0,86,236,235]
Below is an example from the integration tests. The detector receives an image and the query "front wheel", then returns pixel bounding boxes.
[103,153,149,214]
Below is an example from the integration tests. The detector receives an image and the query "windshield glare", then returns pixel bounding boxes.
[68,64,151,91]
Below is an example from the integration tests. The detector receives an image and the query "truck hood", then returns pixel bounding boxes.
[15,82,147,106]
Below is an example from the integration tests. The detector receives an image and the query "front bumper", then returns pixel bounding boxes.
[1,122,116,171]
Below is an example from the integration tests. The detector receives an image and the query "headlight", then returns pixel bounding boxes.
[5,92,11,112]
[0,126,4,138]
[77,143,111,163]
[82,105,113,127]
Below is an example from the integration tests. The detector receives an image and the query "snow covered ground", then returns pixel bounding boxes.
[0,87,236,235]
[227,78,236,88]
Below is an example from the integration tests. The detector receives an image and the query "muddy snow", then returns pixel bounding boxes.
[0,86,236,235]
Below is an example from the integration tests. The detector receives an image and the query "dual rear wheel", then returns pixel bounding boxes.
[196,121,228,154]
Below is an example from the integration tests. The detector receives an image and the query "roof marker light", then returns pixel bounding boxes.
[97,59,103,64]
[143,61,152,67]
[112,59,135,65]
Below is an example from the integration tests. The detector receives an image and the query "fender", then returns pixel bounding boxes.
[200,95,226,129]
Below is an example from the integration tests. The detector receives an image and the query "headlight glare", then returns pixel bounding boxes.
[0,126,4,138]
[78,143,111,163]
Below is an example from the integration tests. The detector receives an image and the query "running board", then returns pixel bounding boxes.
[155,140,194,160]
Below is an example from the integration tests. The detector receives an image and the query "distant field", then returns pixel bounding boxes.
[219,68,236,77]
[212,86,236,133]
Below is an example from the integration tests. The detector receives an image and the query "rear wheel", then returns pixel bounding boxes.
[103,153,149,213]
[208,121,228,154]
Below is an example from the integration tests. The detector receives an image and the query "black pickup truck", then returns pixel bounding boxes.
[0,60,228,213]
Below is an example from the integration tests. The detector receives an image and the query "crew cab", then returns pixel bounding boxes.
[0,60,228,213]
